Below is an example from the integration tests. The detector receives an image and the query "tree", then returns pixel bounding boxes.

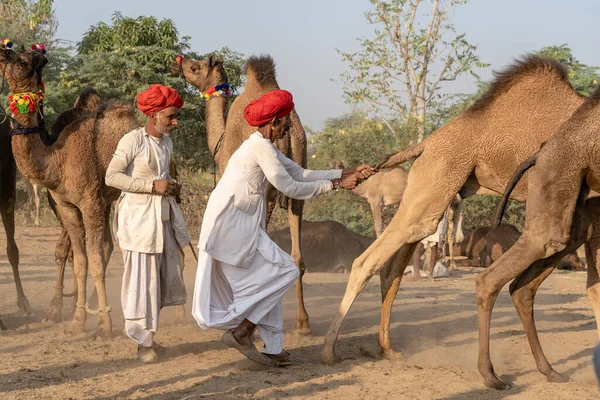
[54,13,245,171]
[0,0,55,43]
[536,44,599,96]
[338,0,487,143]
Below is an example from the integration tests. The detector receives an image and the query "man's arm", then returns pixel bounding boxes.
[105,135,154,193]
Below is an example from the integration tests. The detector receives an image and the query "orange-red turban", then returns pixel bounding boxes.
[137,84,184,115]
[244,90,294,126]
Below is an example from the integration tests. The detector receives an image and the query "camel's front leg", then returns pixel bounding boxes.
[288,198,311,335]
[1,208,31,316]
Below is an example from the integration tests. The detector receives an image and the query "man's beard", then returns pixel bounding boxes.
[154,123,171,136]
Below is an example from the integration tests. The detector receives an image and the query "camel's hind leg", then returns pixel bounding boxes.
[379,243,418,358]
[475,174,583,389]
[322,156,467,364]
[509,234,587,384]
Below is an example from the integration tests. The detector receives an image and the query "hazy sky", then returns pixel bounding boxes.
[53,0,600,130]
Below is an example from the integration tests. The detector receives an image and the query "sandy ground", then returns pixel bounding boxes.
[0,226,599,399]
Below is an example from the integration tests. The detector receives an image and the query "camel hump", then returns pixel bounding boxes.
[73,87,103,113]
[245,55,278,88]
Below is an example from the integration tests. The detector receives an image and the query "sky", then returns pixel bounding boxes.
[53,0,600,130]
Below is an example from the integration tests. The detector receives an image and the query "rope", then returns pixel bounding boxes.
[53,285,77,298]
[77,302,112,315]
[211,130,226,189]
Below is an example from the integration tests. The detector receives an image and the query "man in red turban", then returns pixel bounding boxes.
[106,83,190,363]
[193,88,376,366]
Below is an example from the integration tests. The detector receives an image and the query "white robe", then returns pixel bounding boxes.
[108,132,188,347]
[193,132,341,353]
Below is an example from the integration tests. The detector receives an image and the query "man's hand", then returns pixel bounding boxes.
[152,179,179,196]
[342,164,376,181]
[332,173,361,190]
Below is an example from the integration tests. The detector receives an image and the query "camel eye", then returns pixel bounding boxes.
[18,59,28,67]
[191,65,198,72]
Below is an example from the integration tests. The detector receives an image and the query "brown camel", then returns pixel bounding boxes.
[270,220,375,273]
[0,119,32,329]
[321,55,589,366]
[474,87,600,388]
[0,43,139,338]
[172,54,313,334]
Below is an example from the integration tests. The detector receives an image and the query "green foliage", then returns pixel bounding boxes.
[338,0,487,142]
[48,13,245,171]
[536,44,599,96]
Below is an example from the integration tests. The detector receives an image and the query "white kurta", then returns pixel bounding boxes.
[106,130,189,347]
[193,132,342,354]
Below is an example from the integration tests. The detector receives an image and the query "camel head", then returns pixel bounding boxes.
[0,40,47,95]
[170,54,228,93]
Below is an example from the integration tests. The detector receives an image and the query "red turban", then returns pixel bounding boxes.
[244,90,294,126]
[137,84,184,115]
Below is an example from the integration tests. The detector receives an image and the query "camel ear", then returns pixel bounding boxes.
[20,44,25,53]
[208,55,215,68]
[169,61,180,76]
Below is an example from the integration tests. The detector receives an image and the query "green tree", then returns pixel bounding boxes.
[54,13,245,171]
[338,0,487,143]
[536,44,599,96]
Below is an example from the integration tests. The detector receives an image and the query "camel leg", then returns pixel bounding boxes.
[426,243,439,281]
[584,199,600,339]
[1,210,31,315]
[370,198,384,238]
[322,157,464,364]
[82,202,112,340]
[44,192,74,322]
[58,202,88,336]
[447,206,456,270]
[288,199,311,335]
[509,237,586,384]
[43,227,71,323]
[379,243,418,358]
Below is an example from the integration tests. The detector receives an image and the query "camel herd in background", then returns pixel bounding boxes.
[0,41,598,390]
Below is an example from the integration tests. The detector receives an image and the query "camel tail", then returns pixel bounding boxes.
[492,153,538,228]
[374,140,426,171]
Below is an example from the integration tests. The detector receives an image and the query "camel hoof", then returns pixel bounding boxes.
[294,326,312,336]
[43,307,63,324]
[483,376,512,390]
[321,348,341,365]
[0,319,7,330]
[381,349,404,361]
[409,273,422,282]
[17,297,33,316]
[65,320,86,336]
[92,313,113,340]
[546,370,570,383]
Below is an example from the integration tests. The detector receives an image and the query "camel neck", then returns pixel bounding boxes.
[205,95,227,159]
[10,112,56,188]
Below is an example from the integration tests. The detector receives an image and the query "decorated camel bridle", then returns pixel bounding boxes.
[1,39,55,146]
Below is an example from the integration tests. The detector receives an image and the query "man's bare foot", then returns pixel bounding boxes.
[138,345,158,363]
[232,318,257,347]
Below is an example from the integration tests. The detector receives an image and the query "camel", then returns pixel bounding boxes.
[0,43,139,338]
[172,54,313,334]
[474,86,600,387]
[321,55,590,367]
[270,220,374,273]
[0,119,32,329]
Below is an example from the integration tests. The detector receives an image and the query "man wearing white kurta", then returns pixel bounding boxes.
[192,89,375,365]
[106,84,191,363]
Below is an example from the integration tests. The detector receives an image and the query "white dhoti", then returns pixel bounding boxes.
[193,232,299,355]
[121,222,186,347]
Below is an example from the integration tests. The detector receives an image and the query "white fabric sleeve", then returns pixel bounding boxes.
[105,135,153,193]
[275,150,342,181]
[253,140,333,199]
